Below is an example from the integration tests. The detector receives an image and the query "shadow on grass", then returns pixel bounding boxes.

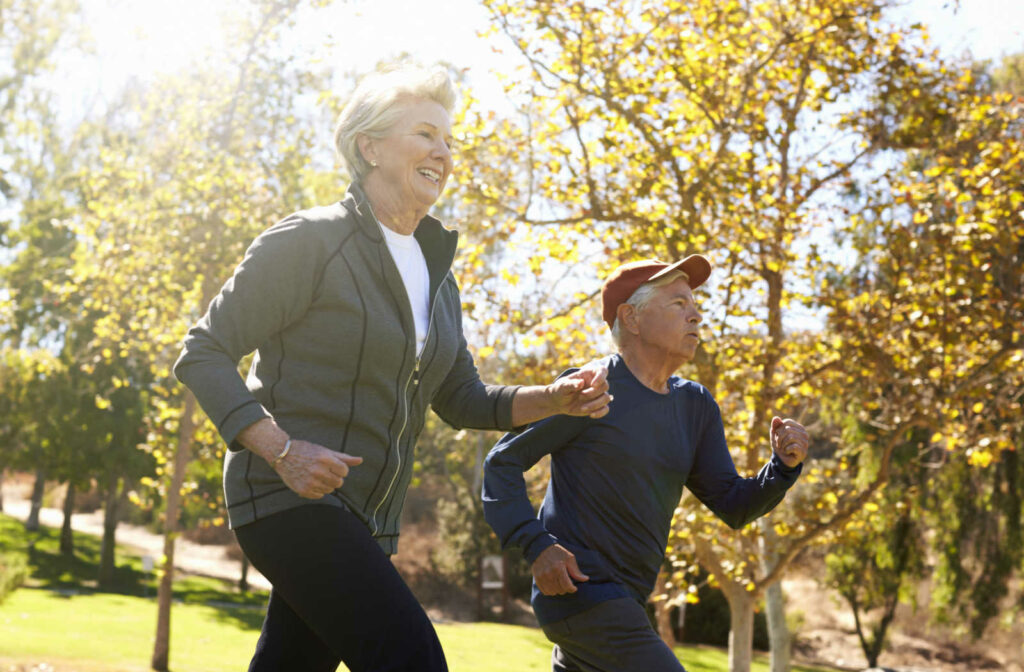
[204,600,267,630]
[1,513,267,630]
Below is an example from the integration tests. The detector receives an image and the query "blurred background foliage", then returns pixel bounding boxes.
[0,1,1021,670]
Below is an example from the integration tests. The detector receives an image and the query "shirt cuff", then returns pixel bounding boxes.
[771,452,804,478]
[220,401,272,452]
[523,532,559,565]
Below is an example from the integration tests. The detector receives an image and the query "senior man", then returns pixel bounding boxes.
[482,255,808,672]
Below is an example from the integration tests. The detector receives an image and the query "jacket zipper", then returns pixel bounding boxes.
[370,280,443,535]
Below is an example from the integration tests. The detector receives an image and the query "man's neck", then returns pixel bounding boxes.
[618,345,686,395]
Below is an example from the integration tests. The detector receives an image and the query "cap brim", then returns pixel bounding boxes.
[648,254,712,289]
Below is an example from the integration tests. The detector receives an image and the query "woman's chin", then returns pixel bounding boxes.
[415,188,444,209]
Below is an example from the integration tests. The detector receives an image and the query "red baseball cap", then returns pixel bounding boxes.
[600,255,712,328]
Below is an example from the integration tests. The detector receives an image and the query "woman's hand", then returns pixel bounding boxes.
[546,362,612,419]
[510,362,613,426]
[273,440,363,499]
[238,419,362,499]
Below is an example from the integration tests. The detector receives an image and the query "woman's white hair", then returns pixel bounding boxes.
[610,270,688,346]
[333,64,456,183]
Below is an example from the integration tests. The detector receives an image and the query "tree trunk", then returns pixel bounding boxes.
[25,469,46,531]
[723,584,755,672]
[98,472,121,587]
[0,469,5,512]
[60,481,76,556]
[765,581,790,671]
[152,391,198,672]
[760,520,791,672]
[654,569,678,647]
[239,553,250,594]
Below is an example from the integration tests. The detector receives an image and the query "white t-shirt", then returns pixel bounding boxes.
[379,223,431,355]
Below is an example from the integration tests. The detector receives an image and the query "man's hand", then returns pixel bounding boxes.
[273,440,363,499]
[546,363,612,419]
[771,416,808,468]
[532,544,590,595]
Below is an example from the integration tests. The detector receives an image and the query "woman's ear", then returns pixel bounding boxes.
[356,133,376,166]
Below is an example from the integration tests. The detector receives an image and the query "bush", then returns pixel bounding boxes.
[681,580,769,650]
[433,492,497,588]
[0,550,30,603]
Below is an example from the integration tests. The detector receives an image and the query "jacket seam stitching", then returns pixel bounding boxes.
[266,227,357,409]
[218,399,261,433]
[227,485,294,510]
[338,252,367,457]
[364,244,413,512]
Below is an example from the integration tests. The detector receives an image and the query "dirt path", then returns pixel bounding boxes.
[0,484,270,592]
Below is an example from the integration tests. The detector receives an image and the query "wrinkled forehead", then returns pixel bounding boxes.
[394,95,452,134]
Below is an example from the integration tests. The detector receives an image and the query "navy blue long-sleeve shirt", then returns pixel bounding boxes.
[482,354,802,625]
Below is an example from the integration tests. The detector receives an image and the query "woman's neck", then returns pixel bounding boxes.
[362,175,425,235]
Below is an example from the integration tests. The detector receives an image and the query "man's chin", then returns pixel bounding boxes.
[679,343,699,361]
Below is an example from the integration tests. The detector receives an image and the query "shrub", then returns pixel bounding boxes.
[0,550,30,603]
[681,580,769,650]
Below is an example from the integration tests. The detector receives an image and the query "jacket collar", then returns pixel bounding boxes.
[342,182,459,296]
[343,182,445,238]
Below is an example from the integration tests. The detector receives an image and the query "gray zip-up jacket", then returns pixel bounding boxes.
[174,183,519,554]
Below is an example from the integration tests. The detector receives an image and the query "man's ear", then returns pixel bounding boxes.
[618,303,640,335]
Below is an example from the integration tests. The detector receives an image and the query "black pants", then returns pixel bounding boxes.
[235,504,447,672]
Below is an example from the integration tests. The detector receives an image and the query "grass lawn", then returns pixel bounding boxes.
[0,589,259,671]
[0,590,833,672]
[0,514,265,608]
[0,514,835,671]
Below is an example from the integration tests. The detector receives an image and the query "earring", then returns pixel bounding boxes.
[370,160,378,167]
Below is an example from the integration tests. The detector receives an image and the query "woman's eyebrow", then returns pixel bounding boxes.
[416,121,453,138]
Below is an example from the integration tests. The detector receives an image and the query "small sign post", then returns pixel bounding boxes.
[142,554,155,598]
[478,553,508,620]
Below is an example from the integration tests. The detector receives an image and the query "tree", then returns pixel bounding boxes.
[822,430,927,667]
[0,347,71,532]
[50,1,345,667]
[456,2,967,669]
[821,51,1023,647]
[0,0,87,540]
[0,0,81,206]
[0,347,59,504]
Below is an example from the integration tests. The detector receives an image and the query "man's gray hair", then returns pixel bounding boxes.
[610,270,689,346]
[333,64,456,183]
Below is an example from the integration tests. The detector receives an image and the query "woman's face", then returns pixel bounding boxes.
[367,97,454,211]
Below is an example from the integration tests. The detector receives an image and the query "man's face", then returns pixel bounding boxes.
[634,277,703,361]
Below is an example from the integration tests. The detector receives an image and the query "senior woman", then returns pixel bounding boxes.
[173,65,609,672]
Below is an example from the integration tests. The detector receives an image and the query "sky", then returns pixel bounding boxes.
[76,0,1023,112]
[74,0,510,113]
